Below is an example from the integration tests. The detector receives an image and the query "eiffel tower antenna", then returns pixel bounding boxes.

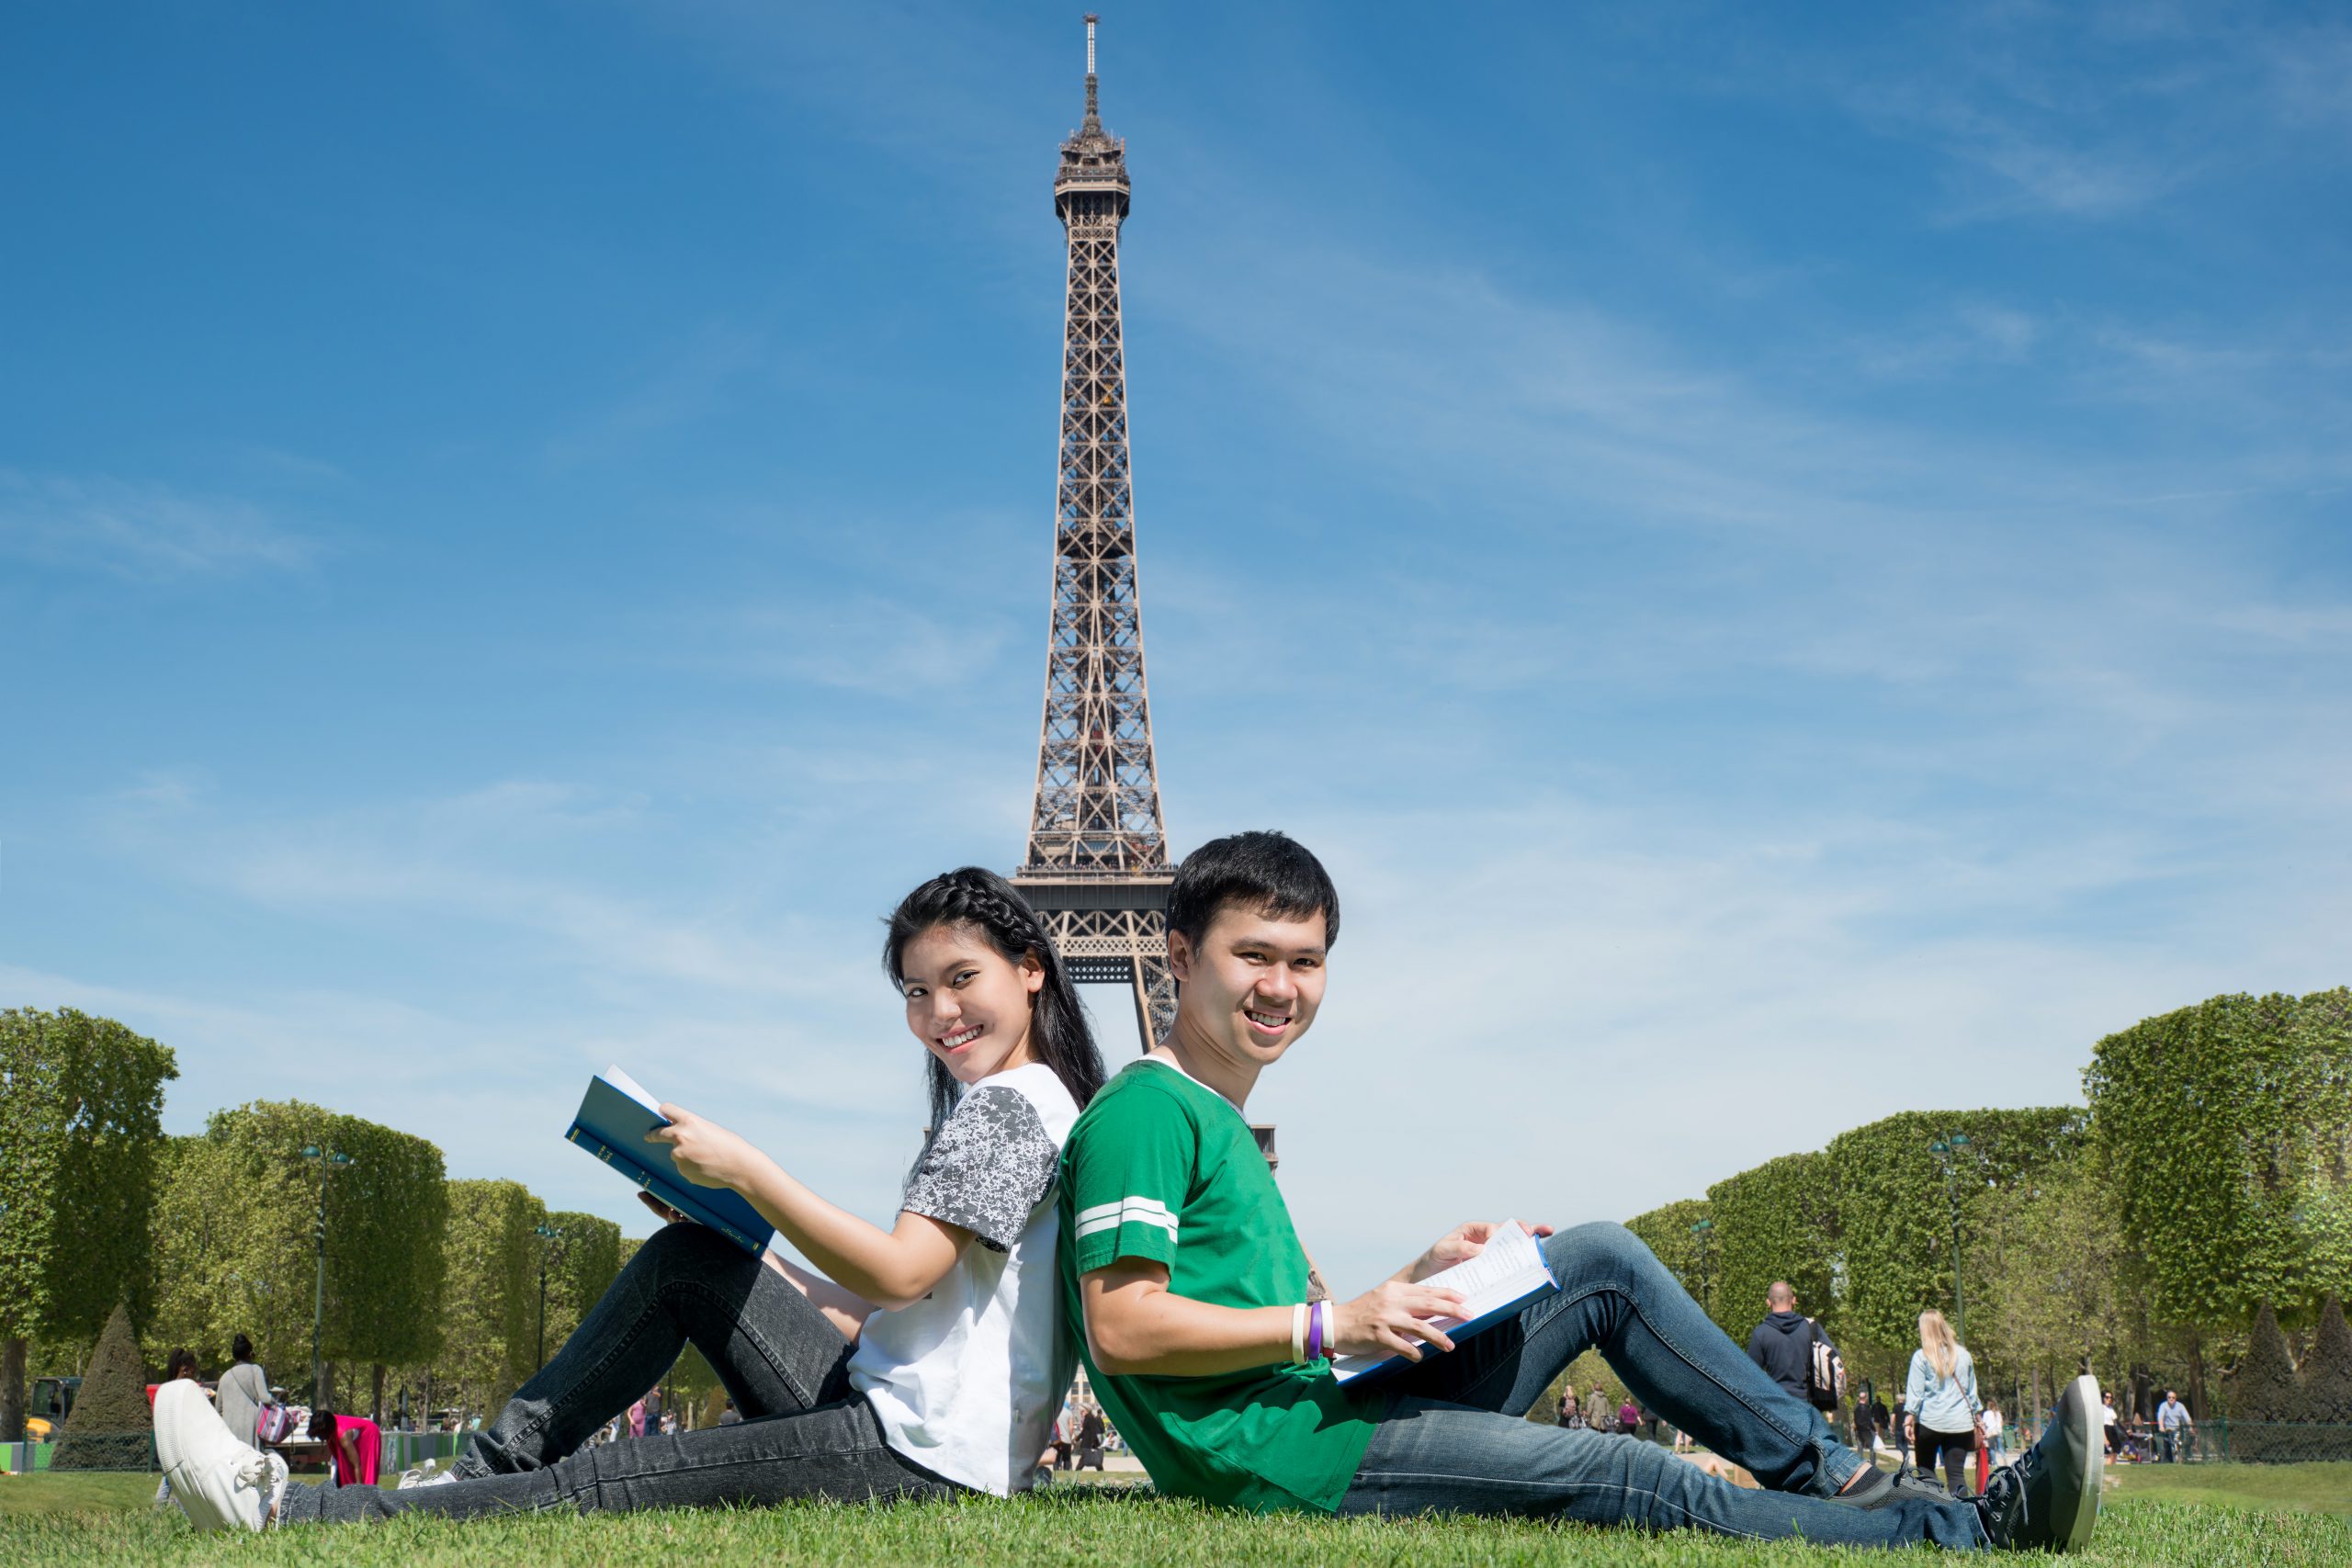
[1012,14,1176,1057]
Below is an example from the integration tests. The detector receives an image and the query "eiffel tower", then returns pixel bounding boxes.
[1012,14,1182,1055]
[1012,16,1279,1170]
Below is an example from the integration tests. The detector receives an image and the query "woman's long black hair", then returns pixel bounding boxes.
[884,866,1106,1134]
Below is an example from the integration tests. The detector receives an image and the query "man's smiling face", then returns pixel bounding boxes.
[1168,901,1329,1076]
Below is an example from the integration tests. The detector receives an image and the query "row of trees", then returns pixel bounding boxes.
[1626,987,2350,1424]
[2,1008,646,1438]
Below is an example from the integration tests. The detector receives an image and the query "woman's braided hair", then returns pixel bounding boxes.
[884,866,1107,1132]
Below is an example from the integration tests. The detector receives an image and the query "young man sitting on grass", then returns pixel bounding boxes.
[1057,829,2104,1552]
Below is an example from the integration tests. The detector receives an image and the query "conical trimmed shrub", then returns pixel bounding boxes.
[2233,1303,2300,1463]
[2299,1295,2352,1438]
[51,1302,154,1471]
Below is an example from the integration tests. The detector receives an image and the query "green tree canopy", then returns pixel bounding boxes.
[145,1101,450,1394]
[0,1009,177,1441]
[2085,988,2352,1331]
[1825,1106,2084,1358]
[1624,1199,1713,1321]
[439,1179,545,1411]
[541,1211,623,1355]
[1705,1152,1836,1343]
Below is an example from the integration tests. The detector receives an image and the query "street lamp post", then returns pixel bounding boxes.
[534,1223,568,1369]
[300,1144,357,1403]
[1927,1133,1973,1340]
[1690,1217,1715,1320]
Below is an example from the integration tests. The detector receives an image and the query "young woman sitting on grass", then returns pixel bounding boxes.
[153,867,1106,1533]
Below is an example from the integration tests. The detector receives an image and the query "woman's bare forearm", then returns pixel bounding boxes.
[732,1156,961,1310]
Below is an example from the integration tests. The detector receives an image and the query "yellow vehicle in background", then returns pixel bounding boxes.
[24,1376,80,1441]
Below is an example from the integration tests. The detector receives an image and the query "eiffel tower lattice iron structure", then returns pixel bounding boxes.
[1011,16,1180,1062]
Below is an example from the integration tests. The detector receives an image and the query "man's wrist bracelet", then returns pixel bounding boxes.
[1306,1300,1324,1362]
[1291,1303,1307,1363]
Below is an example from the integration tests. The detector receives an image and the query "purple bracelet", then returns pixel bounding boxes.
[1306,1300,1324,1361]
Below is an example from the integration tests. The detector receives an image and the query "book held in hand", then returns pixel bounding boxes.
[566,1066,776,1256]
[1329,1220,1558,1385]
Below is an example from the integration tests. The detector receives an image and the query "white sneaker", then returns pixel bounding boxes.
[153,1380,284,1532]
[397,1458,457,1489]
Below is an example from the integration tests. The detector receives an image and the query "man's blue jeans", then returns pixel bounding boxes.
[1338,1223,1987,1549]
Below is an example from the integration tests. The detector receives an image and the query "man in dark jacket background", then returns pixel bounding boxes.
[1747,1280,1818,1404]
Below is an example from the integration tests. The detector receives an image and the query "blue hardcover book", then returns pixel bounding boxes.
[1328,1221,1558,1385]
[565,1066,776,1256]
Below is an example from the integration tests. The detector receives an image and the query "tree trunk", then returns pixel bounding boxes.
[371,1363,386,1423]
[0,1337,26,1443]
[2187,1329,2209,1418]
[318,1359,337,1412]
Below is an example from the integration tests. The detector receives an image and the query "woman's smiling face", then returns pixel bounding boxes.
[899,922,1045,1086]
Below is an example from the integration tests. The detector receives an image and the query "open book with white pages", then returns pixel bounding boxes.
[1328,1220,1559,1386]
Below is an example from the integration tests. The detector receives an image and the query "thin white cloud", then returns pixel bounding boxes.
[0,470,319,578]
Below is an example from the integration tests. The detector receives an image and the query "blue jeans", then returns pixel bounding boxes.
[1338,1223,1986,1549]
[281,1224,955,1525]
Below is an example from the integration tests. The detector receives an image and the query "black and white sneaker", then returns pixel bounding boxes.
[1979,1374,2102,1552]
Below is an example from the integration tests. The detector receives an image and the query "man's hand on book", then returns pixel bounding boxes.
[1332,1280,1468,1363]
[1401,1221,1556,1285]
[647,1103,767,1195]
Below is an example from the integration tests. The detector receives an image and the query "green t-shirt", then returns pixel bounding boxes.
[1056,1058,1375,1513]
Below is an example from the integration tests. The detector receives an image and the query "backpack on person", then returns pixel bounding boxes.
[1804,1319,1846,1413]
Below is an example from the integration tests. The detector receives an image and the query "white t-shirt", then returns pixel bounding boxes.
[848,1061,1080,1495]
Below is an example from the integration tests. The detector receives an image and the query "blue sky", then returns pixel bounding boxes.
[5,2,2346,1293]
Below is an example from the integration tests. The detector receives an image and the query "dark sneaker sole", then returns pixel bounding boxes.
[2057,1374,2102,1551]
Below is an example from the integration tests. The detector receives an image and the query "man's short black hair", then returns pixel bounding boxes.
[1168,830,1340,951]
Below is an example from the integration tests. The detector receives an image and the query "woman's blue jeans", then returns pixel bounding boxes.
[1339,1223,1987,1550]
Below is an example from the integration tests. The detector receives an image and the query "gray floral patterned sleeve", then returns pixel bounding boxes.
[900,1084,1060,1252]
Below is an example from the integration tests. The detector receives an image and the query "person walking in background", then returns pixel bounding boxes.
[2099,1392,2120,1464]
[2154,1391,2190,1463]
[1556,1383,1582,1428]
[1582,1382,1614,1436]
[628,1397,646,1439]
[215,1335,275,1452]
[1618,1395,1641,1438]
[1982,1401,2005,1462]
[1746,1282,1817,1404]
[1905,1309,1984,1497]
[1078,1404,1106,1471]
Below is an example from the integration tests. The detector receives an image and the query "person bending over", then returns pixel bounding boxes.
[156,867,1105,1534]
[1057,830,2103,1552]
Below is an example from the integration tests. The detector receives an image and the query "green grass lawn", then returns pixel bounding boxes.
[1,1469,2346,1565]
[2106,1461,2352,1516]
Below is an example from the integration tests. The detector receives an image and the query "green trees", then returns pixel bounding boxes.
[1968,1156,2133,1413]
[0,1009,178,1441]
[144,1101,449,1411]
[1705,1154,1836,1343]
[1826,1108,2085,1360]
[1624,1199,1713,1321]
[2085,988,2352,1332]
[440,1180,546,1413]
[541,1211,623,1356]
